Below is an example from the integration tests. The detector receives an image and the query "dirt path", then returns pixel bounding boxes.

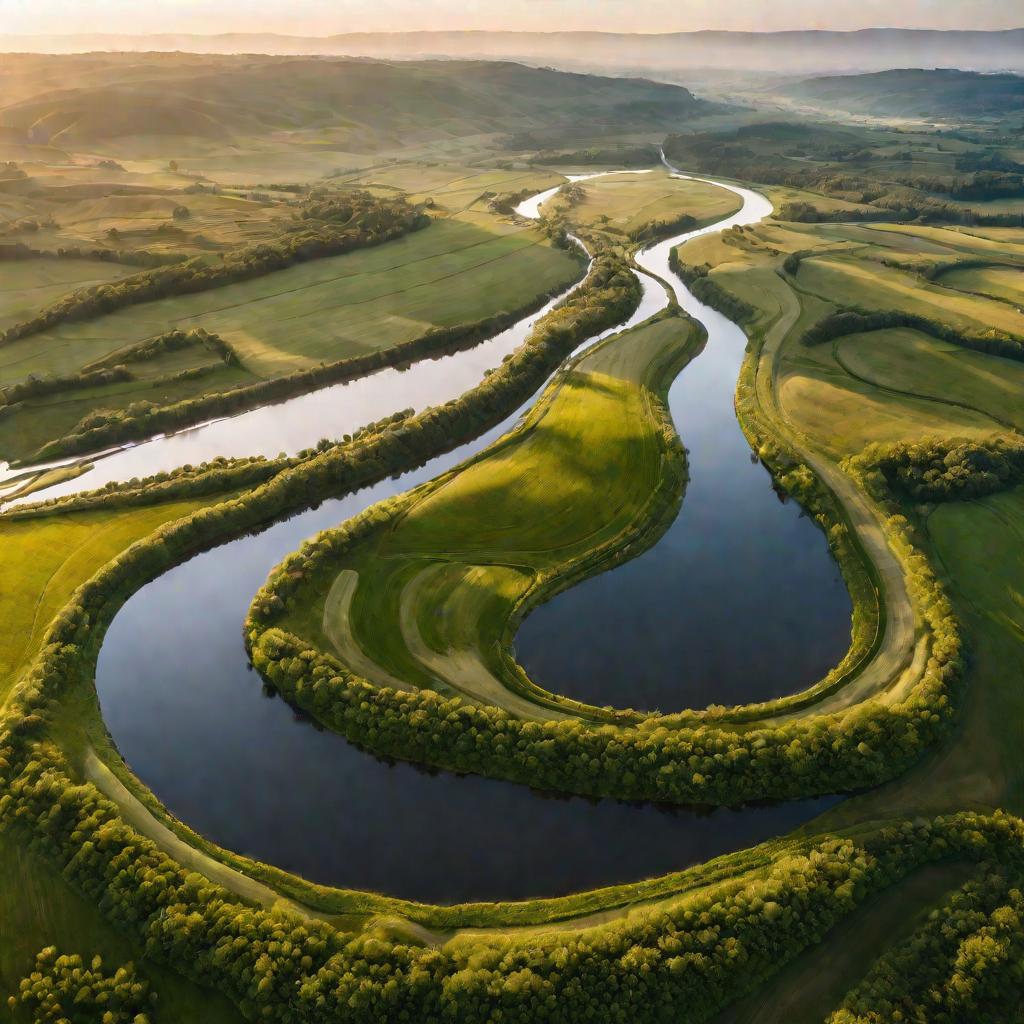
[751,277,921,719]
[84,748,321,920]
[323,569,416,692]
[398,562,569,721]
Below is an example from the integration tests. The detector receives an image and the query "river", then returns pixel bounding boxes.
[516,167,852,712]
[93,167,845,904]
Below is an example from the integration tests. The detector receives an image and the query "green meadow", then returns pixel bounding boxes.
[0,216,582,462]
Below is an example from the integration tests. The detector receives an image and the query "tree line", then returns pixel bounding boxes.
[1,685,1022,1024]
[800,308,1024,363]
[669,254,758,325]
[0,327,235,411]
[854,437,1024,504]
[830,865,1024,1023]
[3,268,1021,1021]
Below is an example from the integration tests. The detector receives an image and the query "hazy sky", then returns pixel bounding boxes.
[1,0,1020,36]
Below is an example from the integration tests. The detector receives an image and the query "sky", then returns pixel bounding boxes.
[0,0,1020,37]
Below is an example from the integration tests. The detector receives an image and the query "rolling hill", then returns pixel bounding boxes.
[0,54,713,149]
[782,68,1024,120]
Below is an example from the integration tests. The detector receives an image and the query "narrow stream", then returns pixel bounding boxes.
[93,170,845,904]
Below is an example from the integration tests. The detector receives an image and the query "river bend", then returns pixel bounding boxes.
[93,169,845,902]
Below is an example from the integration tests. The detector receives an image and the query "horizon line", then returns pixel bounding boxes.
[3,26,1024,40]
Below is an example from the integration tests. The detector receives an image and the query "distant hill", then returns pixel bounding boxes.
[0,55,711,148]
[1,29,1023,75]
[782,68,1024,119]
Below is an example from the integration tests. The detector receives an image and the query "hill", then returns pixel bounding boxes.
[2,29,1023,74]
[0,54,711,149]
[782,68,1024,120]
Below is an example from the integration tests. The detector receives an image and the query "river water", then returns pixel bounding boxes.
[93,169,845,904]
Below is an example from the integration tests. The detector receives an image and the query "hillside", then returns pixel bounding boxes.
[0,54,711,149]
[782,68,1024,119]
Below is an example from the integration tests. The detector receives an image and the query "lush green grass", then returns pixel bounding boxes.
[777,324,1024,458]
[281,313,698,713]
[0,215,582,462]
[541,169,742,241]
[0,217,580,385]
[833,327,1024,432]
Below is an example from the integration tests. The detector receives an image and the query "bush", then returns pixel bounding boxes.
[9,947,154,1023]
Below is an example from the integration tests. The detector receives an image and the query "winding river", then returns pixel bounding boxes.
[518,170,852,711]
[93,168,847,904]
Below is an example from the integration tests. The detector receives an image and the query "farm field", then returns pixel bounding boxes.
[0,215,583,462]
[3,40,1024,1024]
[539,168,743,241]
[0,258,137,332]
[941,263,1024,305]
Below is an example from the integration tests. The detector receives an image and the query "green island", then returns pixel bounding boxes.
[2,36,1024,1024]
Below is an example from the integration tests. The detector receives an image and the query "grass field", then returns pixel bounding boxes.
[280,313,698,713]
[796,254,1024,337]
[941,264,1024,306]
[0,218,581,385]
[540,168,742,242]
[777,327,1020,457]
[0,258,137,334]
[0,497,226,696]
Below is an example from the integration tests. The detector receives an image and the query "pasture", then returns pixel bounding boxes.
[0,215,582,462]
[941,264,1024,306]
[0,258,136,334]
[540,169,742,241]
